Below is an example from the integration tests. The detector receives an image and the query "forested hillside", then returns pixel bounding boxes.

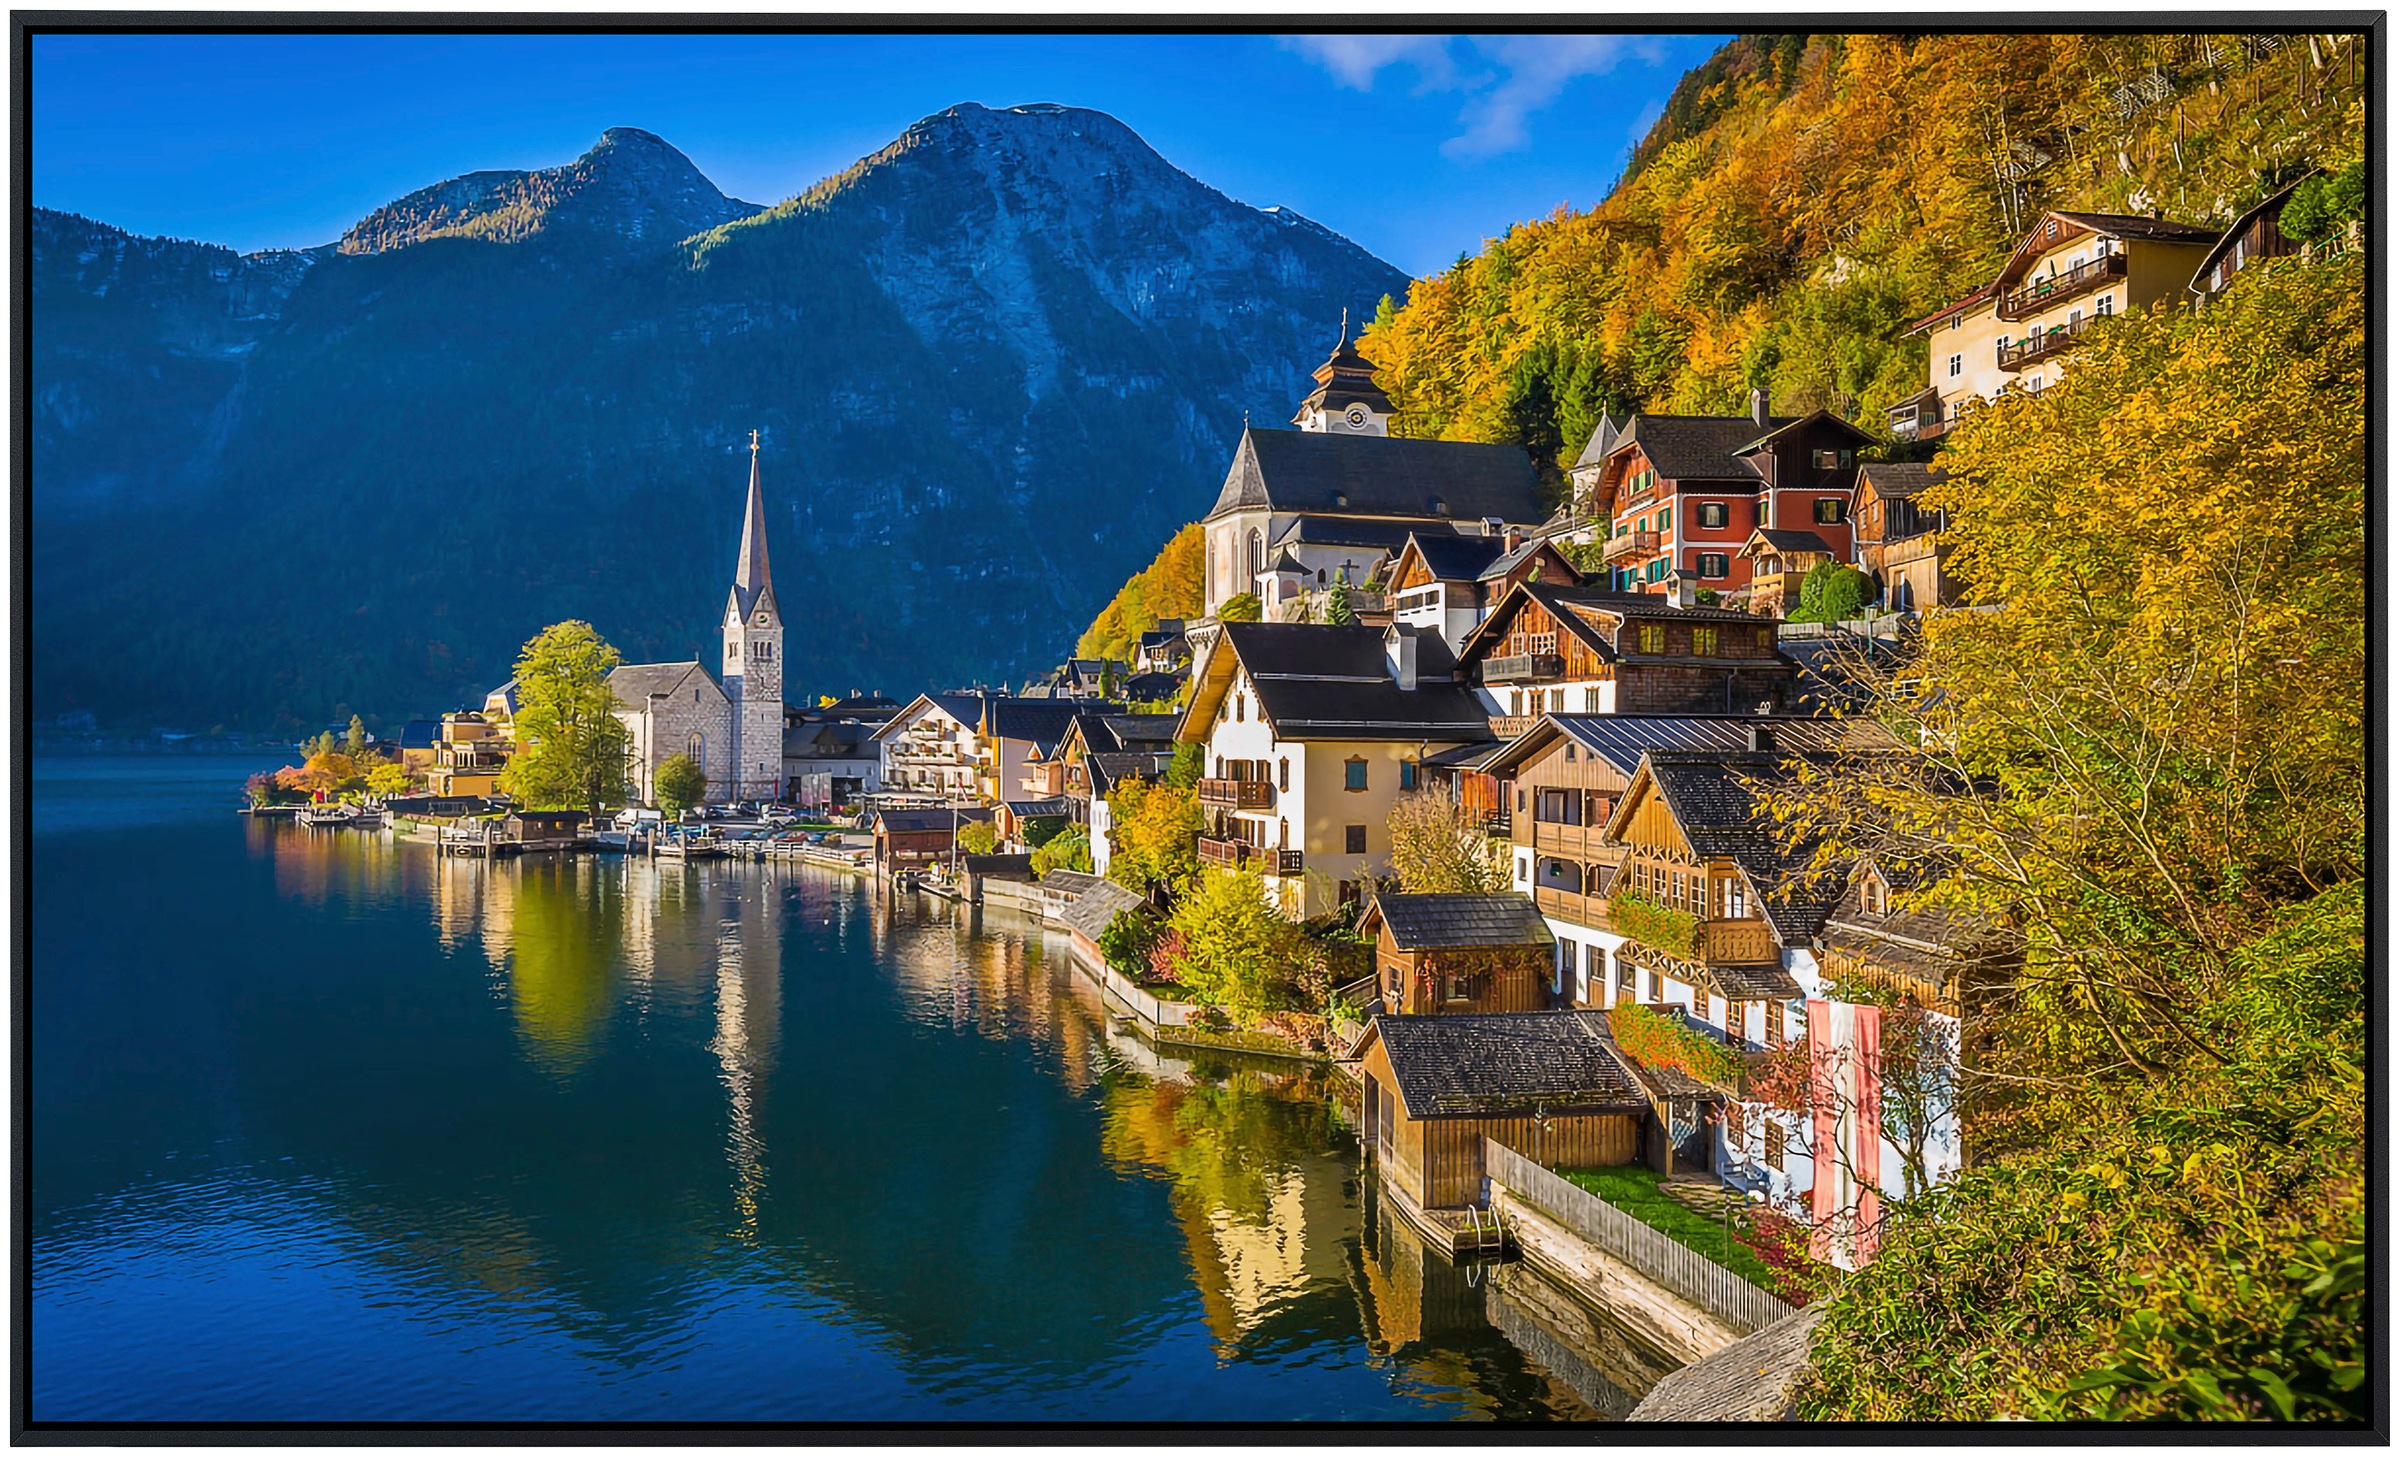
[1074,523,1205,665]
[1360,31,2365,464]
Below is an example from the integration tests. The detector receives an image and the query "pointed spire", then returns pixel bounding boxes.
[735,429,771,602]
[1338,306,1349,346]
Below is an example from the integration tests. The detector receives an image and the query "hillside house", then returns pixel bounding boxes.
[1851,462,1959,613]
[1893,210,2218,440]
[1452,581,1800,738]
[1176,621,1492,919]
[1359,892,1557,1016]
[1385,526,1582,652]
[2189,175,2311,303]
[1584,395,1872,597]
[1737,529,1842,619]
[1477,714,1885,1013]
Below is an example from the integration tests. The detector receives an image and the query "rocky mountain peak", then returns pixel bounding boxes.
[339,127,762,259]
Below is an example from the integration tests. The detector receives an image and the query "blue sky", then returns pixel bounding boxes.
[31,31,1726,278]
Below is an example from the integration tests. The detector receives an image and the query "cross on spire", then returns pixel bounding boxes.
[749,427,760,456]
[1338,306,1349,345]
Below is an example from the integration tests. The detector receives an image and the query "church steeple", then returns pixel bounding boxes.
[734,428,773,616]
[1292,309,1393,435]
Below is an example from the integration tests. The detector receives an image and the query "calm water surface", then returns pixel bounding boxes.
[31,758,1665,1423]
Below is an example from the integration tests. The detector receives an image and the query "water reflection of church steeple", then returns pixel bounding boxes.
[711,865,784,1240]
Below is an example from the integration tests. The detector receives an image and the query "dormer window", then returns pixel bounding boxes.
[2045,218,2059,239]
[1431,496,1448,516]
[1862,874,1887,916]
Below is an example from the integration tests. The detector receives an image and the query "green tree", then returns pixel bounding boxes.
[956,820,1001,856]
[1787,561,1872,622]
[364,760,411,798]
[1217,592,1262,623]
[653,751,707,820]
[1166,868,1308,1025]
[1031,825,1093,877]
[1320,579,1355,625]
[1105,776,1202,893]
[1096,905,1161,976]
[1384,790,1508,892]
[497,620,630,809]
[1164,741,1204,789]
[345,714,368,760]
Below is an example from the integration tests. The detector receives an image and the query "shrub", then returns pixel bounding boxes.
[1031,825,1092,877]
[1606,889,1701,956]
[1217,592,1262,623]
[1097,907,1161,977]
[956,820,1000,856]
[1607,1002,1746,1089]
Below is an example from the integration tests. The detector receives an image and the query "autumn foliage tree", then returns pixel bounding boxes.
[1383,790,1508,893]
[497,620,630,810]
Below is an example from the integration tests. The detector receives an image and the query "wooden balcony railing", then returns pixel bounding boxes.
[1534,884,1610,925]
[1270,849,1304,875]
[1022,762,1066,797]
[1997,314,2096,371]
[1480,653,1566,685]
[1604,529,1661,562]
[1487,714,1539,740]
[1196,777,1274,810]
[1997,251,2124,320]
[1705,919,1779,965]
[1197,836,1254,869]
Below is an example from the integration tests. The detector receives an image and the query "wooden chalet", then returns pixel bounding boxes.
[1453,581,1799,737]
[2189,175,2312,303]
[1851,462,1958,614]
[1385,525,1581,652]
[1595,743,1853,1049]
[1814,858,2014,1019]
[1474,714,1887,1010]
[871,805,994,870]
[1737,528,1841,618]
[500,809,586,847]
[1359,892,1556,1015]
[1354,1011,1650,1212]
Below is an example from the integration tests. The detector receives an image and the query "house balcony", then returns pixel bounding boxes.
[1197,836,1256,870]
[1703,919,1779,965]
[1268,849,1304,875]
[1997,251,2125,320]
[1487,713,1540,740]
[1196,777,1275,810]
[1482,810,1512,838]
[1021,762,1066,797]
[1997,314,2096,371]
[1533,884,1609,926]
[1604,530,1661,563]
[1480,653,1565,686]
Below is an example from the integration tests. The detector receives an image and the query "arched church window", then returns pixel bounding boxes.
[687,733,705,771]
[1247,530,1264,580]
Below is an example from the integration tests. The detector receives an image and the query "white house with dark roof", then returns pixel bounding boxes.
[1176,620,1492,919]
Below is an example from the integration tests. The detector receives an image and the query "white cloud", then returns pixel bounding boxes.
[1441,34,1668,159]
[1280,34,1458,92]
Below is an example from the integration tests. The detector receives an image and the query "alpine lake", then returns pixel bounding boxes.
[30,757,1678,1424]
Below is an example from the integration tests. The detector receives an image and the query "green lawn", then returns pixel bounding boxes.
[1560,1166,1781,1288]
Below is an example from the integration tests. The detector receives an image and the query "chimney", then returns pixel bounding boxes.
[1505,528,1524,553]
[1747,724,1776,753]
[1385,628,1420,692]
[1749,387,1770,428]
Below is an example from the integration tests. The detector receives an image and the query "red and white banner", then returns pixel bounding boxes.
[1807,999,1884,1269]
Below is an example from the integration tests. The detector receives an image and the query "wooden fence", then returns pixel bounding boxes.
[1483,1137,1795,1336]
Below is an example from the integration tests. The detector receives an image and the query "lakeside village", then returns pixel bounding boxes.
[242,197,2344,1405]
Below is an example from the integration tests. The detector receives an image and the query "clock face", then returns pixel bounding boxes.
[1345,404,1368,427]
[755,613,769,626]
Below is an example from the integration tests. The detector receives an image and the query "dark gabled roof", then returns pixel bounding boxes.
[1856,462,1948,501]
[1206,427,1546,525]
[1477,714,1893,778]
[1477,533,1567,583]
[1086,751,1167,793]
[1367,1012,1650,1118]
[1121,672,1184,704]
[1099,714,1179,748]
[1748,528,1838,557]
[783,720,879,757]
[1614,414,1789,482]
[1268,546,1309,574]
[1213,622,1492,743]
[926,692,1118,755]
[1906,281,1999,334]
[1573,410,1631,470]
[1057,877,1149,941]
[2050,209,2221,244]
[962,853,1036,881]
[1732,408,1876,456]
[2191,176,2312,291]
[1403,530,1510,584]
[1270,516,1433,552]
[1002,798,1071,818]
[609,661,718,707]
[1460,581,1771,673]
[1367,892,1554,951]
[1635,750,1848,945]
[872,806,993,834]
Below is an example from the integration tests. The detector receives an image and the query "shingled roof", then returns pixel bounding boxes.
[1476,714,1894,779]
[1056,877,1149,942]
[1206,427,1546,525]
[1402,530,1510,583]
[1856,461,1948,501]
[1205,622,1493,743]
[1366,892,1554,951]
[609,661,719,708]
[1748,528,1838,557]
[1368,1011,1651,1118]
[1573,410,1631,470]
[1625,1309,1820,1420]
[1633,750,1849,946]
[1615,414,1792,481]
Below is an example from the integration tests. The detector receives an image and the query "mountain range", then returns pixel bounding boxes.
[31,104,1413,731]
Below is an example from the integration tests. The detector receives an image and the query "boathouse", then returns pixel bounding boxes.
[1358,891,1557,1016]
[1353,1011,1650,1212]
[500,809,587,847]
[871,806,993,870]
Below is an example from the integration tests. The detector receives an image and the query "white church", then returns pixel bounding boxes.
[608,433,785,805]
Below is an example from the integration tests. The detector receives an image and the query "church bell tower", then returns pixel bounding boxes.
[722,431,785,801]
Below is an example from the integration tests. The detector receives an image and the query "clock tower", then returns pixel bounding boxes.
[721,431,785,801]
[1290,310,1393,436]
